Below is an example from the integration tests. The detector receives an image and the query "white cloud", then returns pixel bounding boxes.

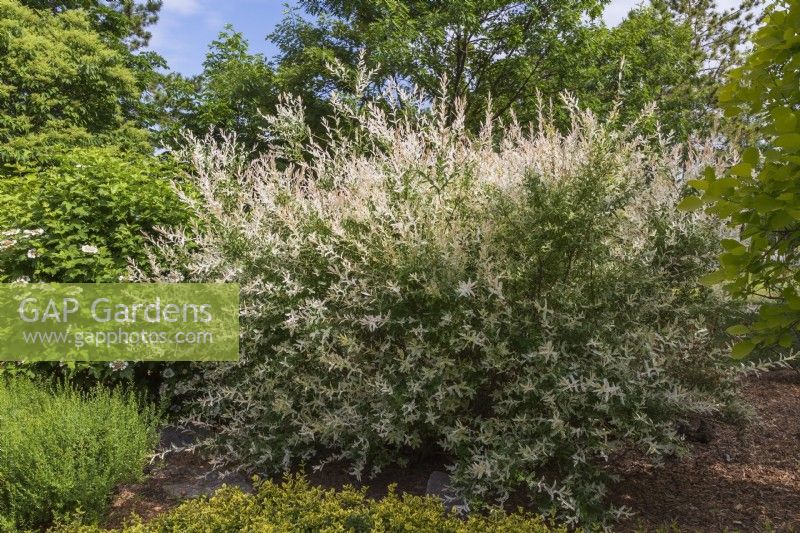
[604,0,757,27]
[162,0,202,16]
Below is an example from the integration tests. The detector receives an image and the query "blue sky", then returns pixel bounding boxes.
[149,0,742,76]
[149,0,297,75]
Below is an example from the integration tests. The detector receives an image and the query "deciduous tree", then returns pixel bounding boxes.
[680,0,799,358]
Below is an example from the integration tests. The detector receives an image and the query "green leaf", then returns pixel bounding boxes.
[731,340,756,359]
[772,107,797,133]
[701,269,734,286]
[769,209,795,229]
[726,324,750,335]
[677,196,704,211]
[752,195,782,213]
[775,133,800,151]
[778,334,794,348]
[720,238,743,251]
[741,147,760,165]
[712,200,740,218]
[686,179,708,191]
[730,162,752,177]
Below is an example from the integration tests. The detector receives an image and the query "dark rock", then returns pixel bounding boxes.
[677,419,714,444]
[425,471,467,512]
[159,426,195,450]
[163,471,253,500]
[158,424,209,451]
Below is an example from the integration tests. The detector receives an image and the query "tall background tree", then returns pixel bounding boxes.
[0,0,184,280]
[573,0,762,139]
[143,0,763,151]
[268,0,762,139]
[270,0,609,129]
[0,0,157,161]
[154,26,280,152]
[19,0,162,49]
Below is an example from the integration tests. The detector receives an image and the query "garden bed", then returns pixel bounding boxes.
[104,370,800,531]
[611,369,800,531]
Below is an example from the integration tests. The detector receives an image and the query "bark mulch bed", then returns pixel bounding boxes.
[611,369,800,532]
[105,370,800,531]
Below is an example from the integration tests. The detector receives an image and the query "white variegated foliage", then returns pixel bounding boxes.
[140,84,743,524]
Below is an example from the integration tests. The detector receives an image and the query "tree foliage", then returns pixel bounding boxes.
[681,0,800,358]
[270,0,608,128]
[143,0,764,147]
[0,0,155,162]
[268,0,760,138]
[19,0,162,49]
[154,26,279,152]
[575,0,762,139]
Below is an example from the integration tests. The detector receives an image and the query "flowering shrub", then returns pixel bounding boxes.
[0,146,191,385]
[143,83,743,524]
[0,146,188,284]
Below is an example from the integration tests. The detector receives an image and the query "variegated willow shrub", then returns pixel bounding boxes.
[140,84,743,524]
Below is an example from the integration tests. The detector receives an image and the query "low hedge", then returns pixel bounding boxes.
[0,379,158,531]
[58,476,563,532]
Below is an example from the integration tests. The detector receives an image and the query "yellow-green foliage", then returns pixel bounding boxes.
[0,146,188,284]
[0,0,148,160]
[58,476,561,533]
[0,379,159,531]
[679,0,800,360]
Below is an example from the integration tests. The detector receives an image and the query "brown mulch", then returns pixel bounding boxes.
[103,452,206,528]
[611,369,800,532]
[104,370,800,531]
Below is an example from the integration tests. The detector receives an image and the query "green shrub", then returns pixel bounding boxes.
[144,88,743,524]
[0,145,190,387]
[56,475,562,532]
[0,379,159,530]
[0,146,187,284]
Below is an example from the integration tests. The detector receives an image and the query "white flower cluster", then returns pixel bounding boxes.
[143,83,741,524]
[0,228,44,252]
[0,229,45,281]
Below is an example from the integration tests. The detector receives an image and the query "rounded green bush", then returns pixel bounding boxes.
[0,146,188,284]
[0,379,159,530]
[0,145,191,386]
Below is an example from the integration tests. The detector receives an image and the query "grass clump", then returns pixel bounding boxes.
[0,379,158,531]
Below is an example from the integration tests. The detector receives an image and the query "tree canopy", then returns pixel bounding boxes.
[271,0,608,128]
[267,0,761,138]
[154,26,280,152]
[682,0,800,358]
[19,0,162,49]
[0,0,159,162]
